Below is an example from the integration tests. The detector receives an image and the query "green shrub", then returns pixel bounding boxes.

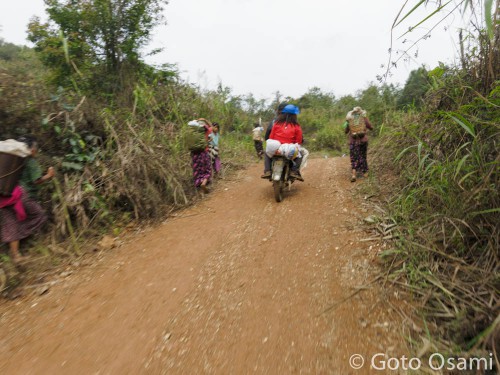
[312,124,345,152]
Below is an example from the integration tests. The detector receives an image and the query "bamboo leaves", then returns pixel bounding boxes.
[393,0,426,28]
[447,113,476,138]
[397,1,453,40]
[387,0,499,83]
[395,0,498,42]
[484,0,495,41]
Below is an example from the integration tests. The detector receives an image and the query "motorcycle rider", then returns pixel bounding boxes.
[261,102,287,179]
[261,104,304,181]
[264,102,288,141]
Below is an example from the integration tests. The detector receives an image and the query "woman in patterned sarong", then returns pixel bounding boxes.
[0,135,54,264]
[191,119,213,193]
[343,107,374,182]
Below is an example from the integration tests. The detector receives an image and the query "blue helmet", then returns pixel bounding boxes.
[281,104,300,115]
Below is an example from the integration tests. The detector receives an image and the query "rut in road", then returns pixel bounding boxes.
[0,157,405,374]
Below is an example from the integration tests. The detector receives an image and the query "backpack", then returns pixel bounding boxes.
[252,127,263,141]
[347,113,367,139]
[185,125,207,152]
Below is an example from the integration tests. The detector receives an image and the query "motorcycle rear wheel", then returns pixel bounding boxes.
[273,181,283,202]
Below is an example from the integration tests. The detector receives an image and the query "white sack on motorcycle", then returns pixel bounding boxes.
[265,139,301,160]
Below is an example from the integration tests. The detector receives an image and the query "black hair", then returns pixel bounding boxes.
[275,113,298,124]
[17,134,38,148]
[277,102,288,112]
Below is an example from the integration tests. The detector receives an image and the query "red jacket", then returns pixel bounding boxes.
[269,122,303,145]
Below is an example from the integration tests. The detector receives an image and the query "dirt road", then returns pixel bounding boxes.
[0,157,405,374]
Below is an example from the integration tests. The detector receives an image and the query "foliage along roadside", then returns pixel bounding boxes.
[371,47,499,368]
[1,33,437,296]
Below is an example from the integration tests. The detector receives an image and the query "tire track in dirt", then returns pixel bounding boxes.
[0,157,405,374]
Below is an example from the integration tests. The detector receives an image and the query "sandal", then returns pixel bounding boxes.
[200,179,209,193]
[11,256,30,271]
[350,176,356,182]
[261,171,271,179]
[290,171,304,181]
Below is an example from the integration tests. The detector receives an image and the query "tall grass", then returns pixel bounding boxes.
[1,62,256,263]
[373,77,499,353]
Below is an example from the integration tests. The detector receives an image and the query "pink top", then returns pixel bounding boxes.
[0,185,27,221]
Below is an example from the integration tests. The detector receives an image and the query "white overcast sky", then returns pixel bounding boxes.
[1,0,466,100]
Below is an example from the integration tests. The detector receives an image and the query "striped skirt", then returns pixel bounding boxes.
[0,195,47,243]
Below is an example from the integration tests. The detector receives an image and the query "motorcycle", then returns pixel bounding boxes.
[269,155,296,202]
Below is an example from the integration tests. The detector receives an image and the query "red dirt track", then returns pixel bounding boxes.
[0,157,404,374]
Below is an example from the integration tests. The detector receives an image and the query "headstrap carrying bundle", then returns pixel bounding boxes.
[186,120,208,152]
[0,139,31,157]
[196,118,212,127]
[0,139,31,196]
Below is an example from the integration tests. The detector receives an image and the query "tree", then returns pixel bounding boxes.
[380,83,400,109]
[333,95,357,118]
[0,41,26,61]
[355,84,385,126]
[397,67,431,109]
[296,87,336,110]
[28,0,169,93]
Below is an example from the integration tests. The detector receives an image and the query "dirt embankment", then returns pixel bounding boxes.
[0,157,406,374]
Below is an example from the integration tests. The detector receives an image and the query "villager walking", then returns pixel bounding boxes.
[343,107,373,182]
[209,122,221,177]
[187,118,213,193]
[252,123,264,159]
[0,135,55,264]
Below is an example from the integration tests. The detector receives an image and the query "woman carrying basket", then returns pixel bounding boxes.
[0,135,55,264]
[343,107,373,182]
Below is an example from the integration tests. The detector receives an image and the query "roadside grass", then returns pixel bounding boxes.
[369,83,499,359]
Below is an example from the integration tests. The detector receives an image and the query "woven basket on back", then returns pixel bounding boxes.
[348,115,366,137]
[0,152,26,196]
